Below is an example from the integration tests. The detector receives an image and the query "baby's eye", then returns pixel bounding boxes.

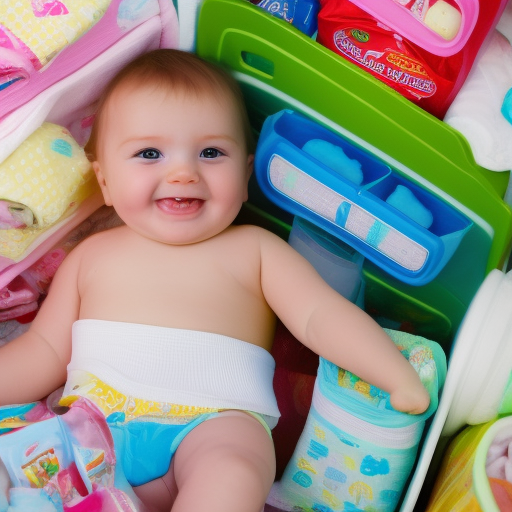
[136,148,162,160]
[200,147,224,159]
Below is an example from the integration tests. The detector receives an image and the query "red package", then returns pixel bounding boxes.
[317,0,506,118]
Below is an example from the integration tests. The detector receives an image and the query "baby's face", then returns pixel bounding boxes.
[92,83,253,245]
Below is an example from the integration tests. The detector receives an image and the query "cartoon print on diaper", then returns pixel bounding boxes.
[269,330,445,512]
[337,342,438,409]
[61,372,221,424]
[285,416,408,512]
[337,369,389,407]
[0,0,111,71]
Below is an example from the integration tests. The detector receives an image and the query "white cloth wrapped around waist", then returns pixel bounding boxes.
[66,319,280,427]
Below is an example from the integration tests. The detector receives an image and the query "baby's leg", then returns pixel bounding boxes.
[133,411,275,512]
[174,411,275,511]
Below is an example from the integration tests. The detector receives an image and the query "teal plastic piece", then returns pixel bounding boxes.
[302,139,364,185]
[255,109,473,285]
[502,87,512,125]
[195,0,512,340]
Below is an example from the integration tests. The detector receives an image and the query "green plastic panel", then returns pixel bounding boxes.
[195,0,512,341]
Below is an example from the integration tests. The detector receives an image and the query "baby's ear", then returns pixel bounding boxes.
[246,154,254,180]
[92,161,113,206]
[247,153,254,168]
[243,154,254,202]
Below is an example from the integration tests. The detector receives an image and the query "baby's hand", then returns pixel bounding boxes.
[390,384,430,415]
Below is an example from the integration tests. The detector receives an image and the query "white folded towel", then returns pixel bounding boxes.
[444,30,512,172]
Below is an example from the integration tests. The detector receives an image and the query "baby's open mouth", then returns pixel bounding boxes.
[157,197,204,212]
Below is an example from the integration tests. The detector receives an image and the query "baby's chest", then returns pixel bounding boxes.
[82,251,263,315]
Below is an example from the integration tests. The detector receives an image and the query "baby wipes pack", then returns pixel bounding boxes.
[316,0,507,118]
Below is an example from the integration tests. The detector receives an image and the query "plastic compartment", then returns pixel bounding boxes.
[349,0,478,56]
[256,109,472,285]
[269,103,391,186]
[288,217,365,302]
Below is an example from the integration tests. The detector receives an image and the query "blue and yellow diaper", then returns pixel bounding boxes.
[60,372,271,487]
[59,373,220,487]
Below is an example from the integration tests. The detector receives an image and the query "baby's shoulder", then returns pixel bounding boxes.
[220,224,285,253]
[225,224,283,244]
[68,225,128,260]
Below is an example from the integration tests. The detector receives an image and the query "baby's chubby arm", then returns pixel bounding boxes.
[257,228,430,415]
[0,248,82,406]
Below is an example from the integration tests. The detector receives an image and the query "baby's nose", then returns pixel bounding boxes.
[166,162,199,183]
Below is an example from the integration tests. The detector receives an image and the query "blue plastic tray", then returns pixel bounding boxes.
[255,110,472,285]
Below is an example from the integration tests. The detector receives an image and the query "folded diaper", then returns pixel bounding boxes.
[0,123,92,228]
[267,329,446,512]
[0,122,98,265]
[444,30,512,172]
[0,0,110,76]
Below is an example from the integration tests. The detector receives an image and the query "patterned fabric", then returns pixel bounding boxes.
[60,372,221,424]
[0,0,111,70]
[0,122,95,261]
[268,329,446,512]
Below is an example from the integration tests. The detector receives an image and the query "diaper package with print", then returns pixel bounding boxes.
[0,396,143,512]
[316,0,506,119]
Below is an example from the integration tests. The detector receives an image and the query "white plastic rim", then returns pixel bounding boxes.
[443,269,512,435]
[399,268,512,511]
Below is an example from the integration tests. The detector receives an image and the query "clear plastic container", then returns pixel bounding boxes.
[288,216,365,303]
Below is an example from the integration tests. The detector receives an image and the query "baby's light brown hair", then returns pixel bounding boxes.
[84,49,255,161]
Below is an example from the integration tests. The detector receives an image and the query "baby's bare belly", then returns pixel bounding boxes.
[79,280,277,351]
[77,225,276,350]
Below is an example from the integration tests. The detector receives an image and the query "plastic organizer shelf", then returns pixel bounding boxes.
[256,110,472,285]
[196,0,512,341]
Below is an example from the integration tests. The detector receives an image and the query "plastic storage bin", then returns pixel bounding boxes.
[255,109,473,285]
[195,0,512,344]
